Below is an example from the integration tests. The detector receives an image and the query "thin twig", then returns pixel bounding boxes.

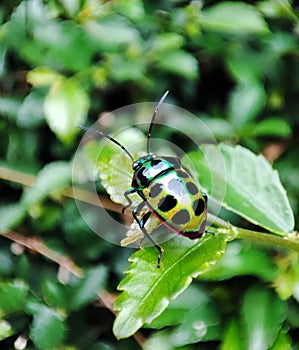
[0,166,124,215]
[1,230,84,278]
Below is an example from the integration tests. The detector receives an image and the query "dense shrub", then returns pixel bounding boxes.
[1,1,299,349]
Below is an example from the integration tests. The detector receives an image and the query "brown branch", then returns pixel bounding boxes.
[1,230,84,278]
[0,166,36,186]
[0,166,128,217]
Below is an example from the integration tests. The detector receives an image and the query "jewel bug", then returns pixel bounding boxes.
[79,91,208,267]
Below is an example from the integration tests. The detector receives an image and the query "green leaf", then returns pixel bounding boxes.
[85,19,140,52]
[27,67,60,87]
[221,318,244,350]
[151,33,185,52]
[146,285,209,329]
[109,55,145,82]
[44,77,89,142]
[60,0,81,18]
[241,284,287,350]
[228,83,266,127]
[200,241,277,282]
[201,2,269,34]
[270,328,292,350]
[157,50,199,79]
[146,285,221,345]
[168,300,221,345]
[22,161,71,207]
[144,330,179,350]
[113,0,145,20]
[30,306,66,350]
[273,252,299,300]
[17,89,45,128]
[0,320,14,341]
[96,128,145,205]
[113,233,227,339]
[42,279,71,310]
[0,202,26,231]
[257,0,297,22]
[69,266,107,311]
[0,280,28,315]
[145,285,221,347]
[247,117,292,138]
[189,144,295,234]
[0,96,21,120]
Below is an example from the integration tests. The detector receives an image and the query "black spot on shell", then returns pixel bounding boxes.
[171,209,190,225]
[158,195,177,212]
[193,198,205,216]
[176,170,189,178]
[149,183,162,198]
[186,182,199,195]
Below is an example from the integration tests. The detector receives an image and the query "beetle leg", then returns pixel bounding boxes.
[122,188,136,214]
[132,202,164,268]
[137,211,152,248]
[132,201,148,247]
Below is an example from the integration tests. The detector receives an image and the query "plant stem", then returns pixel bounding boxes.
[208,212,299,252]
[234,227,299,252]
[214,225,299,252]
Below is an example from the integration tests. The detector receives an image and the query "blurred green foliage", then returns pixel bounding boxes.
[1,0,299,349]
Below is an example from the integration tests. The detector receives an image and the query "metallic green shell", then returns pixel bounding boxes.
[131,155,207,238]
[143,169,207,238]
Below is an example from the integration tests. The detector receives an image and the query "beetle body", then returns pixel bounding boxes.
[129,154,207,239]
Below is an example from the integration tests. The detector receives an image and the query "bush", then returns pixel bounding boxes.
[1,1,299,349]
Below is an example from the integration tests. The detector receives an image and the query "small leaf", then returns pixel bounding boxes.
[68,266,107,311]
[189,144,295,234]
[0,202,26,231]
[85,19,140,52]
[228,83,266,127]
[42,279,71,310]
[242,284,287,350]
[60,0,80,17]
[27,67,60,87]
[221,318,245,350]
[270,328,292,350]
[22,161,71,207]
[113,0,145,20]
[201,2,269,34]
[44,77,89,142]
[96,128,145,205]
[151,33,185,52]
[30,306,66,350]
[0,320,14,341]
[113,233,227,339]
[273,252,299,300]
[0,280,28,315]
[157,50,199,79]
[248,117,292,138]
[17,89,45,128]
[200,241,277,282]
[147,285,209,329]
[168,300,221,345]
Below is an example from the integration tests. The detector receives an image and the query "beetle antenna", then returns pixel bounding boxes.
[78,126,134,162]
[147,91,169,154]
